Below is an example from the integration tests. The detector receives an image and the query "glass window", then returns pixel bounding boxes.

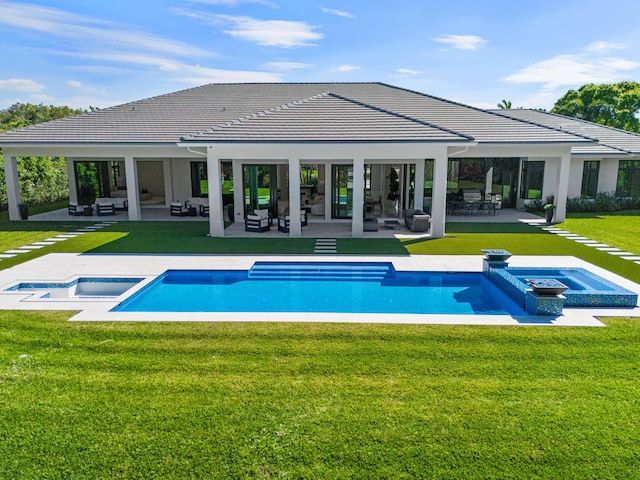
[616,160,640,198]
[519,161,544,199]
[424,160,434,197]
[581,161,600,198]
[190,162,208,197]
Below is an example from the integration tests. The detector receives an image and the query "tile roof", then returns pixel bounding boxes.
[491,109,640,156]
[182,92,472,143]
[0,82,594,147]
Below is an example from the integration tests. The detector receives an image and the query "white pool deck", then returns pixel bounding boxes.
[1,253,639,326]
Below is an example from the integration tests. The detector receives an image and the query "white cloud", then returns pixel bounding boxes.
[337,65,360,72]
[217,15,323,47]
[321,8,355,19]
[586,41,627,52]
[395,68,422,75]
[504,54,640,89]
[0,78,46,91]
[434,34,487,51]
[262,62,313,70]
[29,93,55,103]
[0,2,212,60]
[179,64,283,84]
[68,80,83,88]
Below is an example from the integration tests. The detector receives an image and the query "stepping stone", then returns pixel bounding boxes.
[31,241,56,246]
[45,237,69,242]
[5,249,31,254]
[55,234,78,238]
[584,243,609,248]
[597,247,620,251]
[314,238,337,254]
[557,233,580,237]
[607,251,634,256]
[76,229,97,232]
[0,253,17,258]
[20,245,45,250]
[621,256,640,261]
[574,239,598,243]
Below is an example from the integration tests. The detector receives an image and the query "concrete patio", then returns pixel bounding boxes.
[26,205,544,239]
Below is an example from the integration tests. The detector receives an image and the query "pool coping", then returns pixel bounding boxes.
[0,253,639,326]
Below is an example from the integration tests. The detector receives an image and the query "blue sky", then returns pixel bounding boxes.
[1,0,639,111]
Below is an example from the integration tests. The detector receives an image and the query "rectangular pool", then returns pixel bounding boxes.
[112,262,525,315]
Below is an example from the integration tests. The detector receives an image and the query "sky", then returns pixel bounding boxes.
[1,0,640,112]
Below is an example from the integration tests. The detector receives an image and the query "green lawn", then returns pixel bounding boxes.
[560,212,640,254]
[2,313,639,478]
[1,213,640,478]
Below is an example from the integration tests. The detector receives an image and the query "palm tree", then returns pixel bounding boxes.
[497,99,512,109]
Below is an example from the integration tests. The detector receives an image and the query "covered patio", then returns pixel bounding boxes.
[27,204,542,238]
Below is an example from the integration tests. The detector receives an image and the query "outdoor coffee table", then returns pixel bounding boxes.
[384,220,401,230]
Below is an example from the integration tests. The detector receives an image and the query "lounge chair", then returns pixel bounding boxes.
[363,217,379,231]
[404,209,430,232]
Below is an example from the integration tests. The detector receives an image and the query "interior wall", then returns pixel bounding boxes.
[137,160,165,196]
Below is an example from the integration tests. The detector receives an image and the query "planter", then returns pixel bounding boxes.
[18,203,28,220]
[526,278,568,296]
[544,207,555,223]
[481,249,512,262]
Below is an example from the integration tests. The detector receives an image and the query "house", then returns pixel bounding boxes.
[1,82,638,238]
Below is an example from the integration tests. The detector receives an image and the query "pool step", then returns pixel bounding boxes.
[248,262,395,281]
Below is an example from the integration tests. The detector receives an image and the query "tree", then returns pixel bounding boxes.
[497,99,512,109]
[551,82,640,133]
[0,103,87,209]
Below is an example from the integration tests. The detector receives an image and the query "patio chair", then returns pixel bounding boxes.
[363,217,379,231]
[277,211,308,233]
[95,198,115,216]
[68,201,85,216]
[170,201,190,217]
[404,209,430,232]
[245,209,272,232]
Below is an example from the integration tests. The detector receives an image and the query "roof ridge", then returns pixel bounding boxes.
[184,92,332,138]
[495,109,633,154]
[380,82,598,144]
[325,92,475,141]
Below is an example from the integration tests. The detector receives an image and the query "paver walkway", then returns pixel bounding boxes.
[0,221,117,263]
[520,219,640,265]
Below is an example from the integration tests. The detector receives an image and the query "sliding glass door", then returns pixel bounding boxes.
[331,165,353,219]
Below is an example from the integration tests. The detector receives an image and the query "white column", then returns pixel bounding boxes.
[288,159,302,237]
[162,159,172,207]
[351,157,365,238]
[232,159,244,223]
[124,155,140,220]
[4,155,21,221]
[66,159,78,203]
[414,160,425,210]
[207,147,225,237]
[430,147,448,238]
[553,151,571,223]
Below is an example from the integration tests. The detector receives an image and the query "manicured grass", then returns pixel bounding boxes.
[2,313,639,478]
[561,212,640,255]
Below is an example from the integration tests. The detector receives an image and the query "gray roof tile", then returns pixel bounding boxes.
[0,83,595,146]
[491,109,640,155]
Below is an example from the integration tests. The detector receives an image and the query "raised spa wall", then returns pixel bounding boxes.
[482,259,564,316]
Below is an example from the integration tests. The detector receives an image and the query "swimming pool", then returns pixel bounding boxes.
[112,262,525,315]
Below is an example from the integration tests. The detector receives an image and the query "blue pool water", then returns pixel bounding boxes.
[112,262,525,315]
